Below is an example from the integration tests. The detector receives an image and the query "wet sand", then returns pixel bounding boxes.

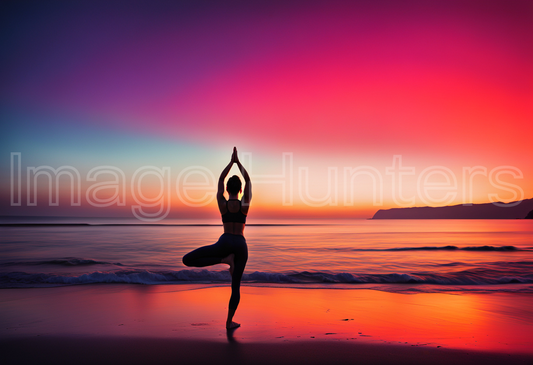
[1,285,532,364]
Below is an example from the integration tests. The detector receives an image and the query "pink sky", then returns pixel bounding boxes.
[1,0,532,219]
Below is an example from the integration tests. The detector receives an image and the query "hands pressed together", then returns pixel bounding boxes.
[231,146,240,164]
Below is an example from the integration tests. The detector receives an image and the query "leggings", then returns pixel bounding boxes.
[182,233,248,312]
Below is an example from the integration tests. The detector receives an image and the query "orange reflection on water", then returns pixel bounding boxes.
[139,285,533,354]
[233,287,533,353]
[4,284,531,355]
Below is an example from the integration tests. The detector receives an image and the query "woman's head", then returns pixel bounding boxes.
[226,175,242,195]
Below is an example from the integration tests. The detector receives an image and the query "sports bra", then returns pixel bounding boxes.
[221,199,247,224]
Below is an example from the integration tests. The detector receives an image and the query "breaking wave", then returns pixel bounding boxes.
[2,263,532,290]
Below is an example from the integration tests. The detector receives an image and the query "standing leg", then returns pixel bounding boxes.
[226,250,248,329]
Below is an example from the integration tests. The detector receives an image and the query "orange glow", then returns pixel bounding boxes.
[237,287,533,353]
[4,285,531,354]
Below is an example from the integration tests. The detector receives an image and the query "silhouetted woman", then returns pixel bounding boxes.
[182,147,251,329]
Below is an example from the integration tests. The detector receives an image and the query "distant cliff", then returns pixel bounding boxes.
[372,198,533,219]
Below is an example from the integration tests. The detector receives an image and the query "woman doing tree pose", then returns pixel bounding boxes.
[182,147,251,329]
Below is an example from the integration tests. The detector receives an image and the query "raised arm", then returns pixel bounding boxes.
[217,151,235,201]
[234,149,252,205]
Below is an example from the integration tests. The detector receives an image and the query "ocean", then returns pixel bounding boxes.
[1,218,532,293]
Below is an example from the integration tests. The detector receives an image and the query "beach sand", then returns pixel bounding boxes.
[1,285,532,364]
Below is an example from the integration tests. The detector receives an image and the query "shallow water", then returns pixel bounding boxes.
[1,218,532,293]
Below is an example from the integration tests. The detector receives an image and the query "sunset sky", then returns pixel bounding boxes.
[1,0,532,219]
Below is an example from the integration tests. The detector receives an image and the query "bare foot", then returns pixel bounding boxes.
[226,321,240,330]
[221,253,235,276]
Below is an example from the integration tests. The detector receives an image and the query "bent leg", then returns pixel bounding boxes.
[182,243,225,267]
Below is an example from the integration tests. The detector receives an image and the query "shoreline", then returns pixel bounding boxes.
[2,284,532,364]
